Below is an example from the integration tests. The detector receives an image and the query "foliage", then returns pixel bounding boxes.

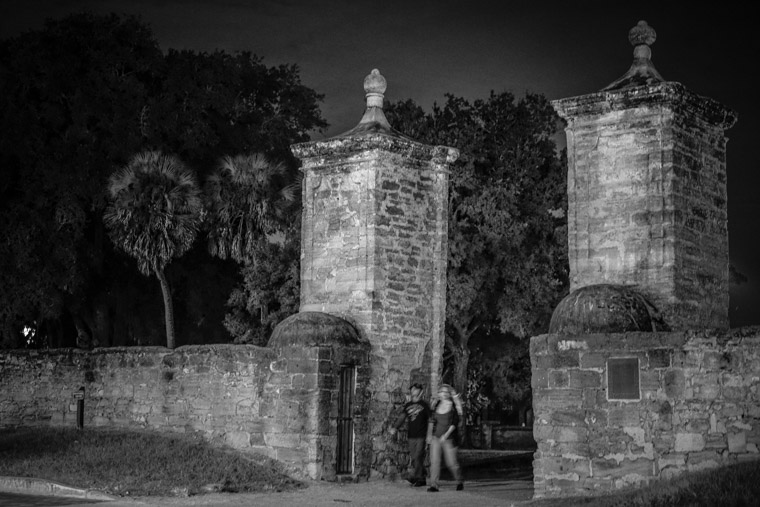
[104,152,202,276]
[104,151,203,348]
[223,221,301,346]
[203,153,294,263]
[0,426,304,496]
[481,341,532,411]
[0,11,326,348]
[0,12,163,347]
[386,92,569,400]
[153,49,325,165]
[469,332,533,423]
[202,151,303,345]
[463,361,492,425]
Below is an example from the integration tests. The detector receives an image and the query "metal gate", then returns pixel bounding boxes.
[336,365,356,474]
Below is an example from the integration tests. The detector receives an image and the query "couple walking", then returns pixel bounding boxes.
[389,383,464,492]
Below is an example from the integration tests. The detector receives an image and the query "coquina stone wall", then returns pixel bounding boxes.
[530,328,760,498]
[293,136,453,475]
[552,20,736,332]
[0,70,448,482]
[0,337,369,480]
[291,70,457,477]
[553,82,735,331]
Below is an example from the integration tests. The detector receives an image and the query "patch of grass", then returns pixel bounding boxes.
[527,459,760,507]
[0,426,304,497]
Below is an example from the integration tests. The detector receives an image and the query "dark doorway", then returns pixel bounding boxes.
[336,365,356,474]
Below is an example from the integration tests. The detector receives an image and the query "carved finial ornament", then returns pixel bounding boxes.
[629,20,656,60]
[364,69,386,108]
[332,68,400,136]
[601,19,664,91]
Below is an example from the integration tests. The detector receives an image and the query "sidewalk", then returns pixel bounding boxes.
[132,477,534,506]
[1,477,534,507]
[0,450,535,507]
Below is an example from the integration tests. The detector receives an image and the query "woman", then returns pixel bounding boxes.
[426,383,464,492]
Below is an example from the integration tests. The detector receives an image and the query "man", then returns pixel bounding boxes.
[389,383,431,487]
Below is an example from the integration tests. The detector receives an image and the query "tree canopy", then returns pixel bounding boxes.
[386,92,569,397]
[0,11,566,364]
[0,11,326,348]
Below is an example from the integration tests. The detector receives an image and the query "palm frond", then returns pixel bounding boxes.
[203,152,294,263]
[104,150,202,274]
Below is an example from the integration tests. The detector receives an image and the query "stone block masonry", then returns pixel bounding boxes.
[553,82,735,331]
[551,22,736,333]
[293,136,455,475]
[537,20,746,501]
[0,343,362,480]
[530,328,760,498]
[290,69,458,477]
[0,69,453,483]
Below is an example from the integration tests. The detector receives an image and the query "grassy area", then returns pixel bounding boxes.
[526,459,760,507]
[0,426,304,497]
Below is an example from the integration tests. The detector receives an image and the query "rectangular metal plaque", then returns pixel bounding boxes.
[607,357,640,400]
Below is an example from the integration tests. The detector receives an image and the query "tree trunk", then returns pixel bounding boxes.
[72,313,93,349]
[452,345,470,447]
[452,346,470,396]
[154,266,176,349]
[92,301,112,347]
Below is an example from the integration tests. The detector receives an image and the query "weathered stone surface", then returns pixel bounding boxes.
[0,341,373,481]
[727,432,747,453]
[550,284,668,334]
[268,312,365,348]
[531,328,760,498]
[553,69,735,331]
[664,369,686,398]
[291,77,458,478]
[674,433,705,452]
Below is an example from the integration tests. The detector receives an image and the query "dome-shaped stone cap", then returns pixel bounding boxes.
[268,311,368,347]
[549,284,669,334]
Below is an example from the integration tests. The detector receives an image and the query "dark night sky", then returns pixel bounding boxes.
[2,1,758,326]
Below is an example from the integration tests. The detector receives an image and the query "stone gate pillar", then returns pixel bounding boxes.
[552,21,736,330]
[532,21,744,499]
[290,69,458,475]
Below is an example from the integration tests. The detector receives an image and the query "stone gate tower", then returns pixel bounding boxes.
[531,22,750,499]
[552,21,736,330]
[290,69,458,475]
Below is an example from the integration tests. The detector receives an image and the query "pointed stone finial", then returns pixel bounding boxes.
[601,20,664,91]
[349,68,392,132]
[364,69,386,109]
[629,20,656,61]
[332,68,409,137]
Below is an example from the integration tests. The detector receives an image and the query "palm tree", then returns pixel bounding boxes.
[104,151,202,349]
[203,153,296,264]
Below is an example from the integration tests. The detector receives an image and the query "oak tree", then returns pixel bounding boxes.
[386,92,569,401]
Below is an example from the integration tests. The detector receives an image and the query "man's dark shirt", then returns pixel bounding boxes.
[393,399,431,438]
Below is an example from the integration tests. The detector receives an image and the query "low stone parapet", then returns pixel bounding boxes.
[530,327,760,498]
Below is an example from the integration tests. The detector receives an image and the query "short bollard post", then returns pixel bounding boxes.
[481,421,493,450]
[74,387,85,429]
